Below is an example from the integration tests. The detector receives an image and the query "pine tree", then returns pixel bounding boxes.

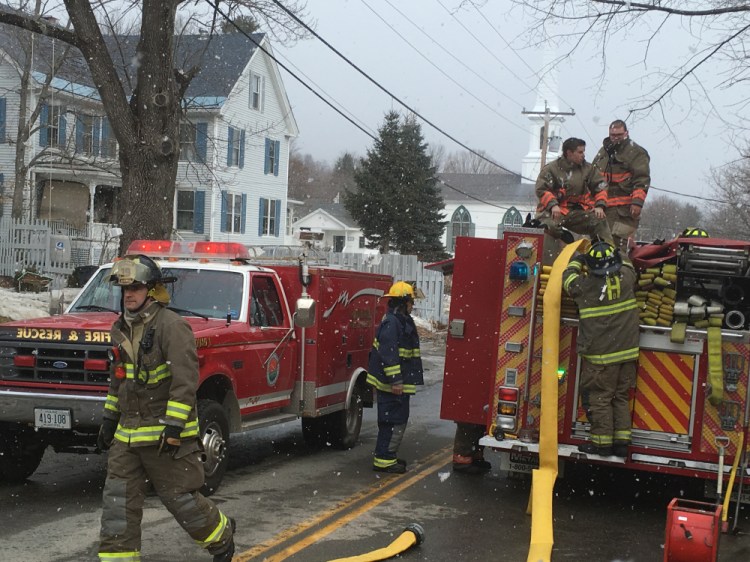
[344,111,447,262]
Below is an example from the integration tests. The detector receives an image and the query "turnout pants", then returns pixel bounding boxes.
[580,359,637,447]
[99,440,233,561]
[453,422,486,464]
[606,205,639,254]
[374,390,410,469]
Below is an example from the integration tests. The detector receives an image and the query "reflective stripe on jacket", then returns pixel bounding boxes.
[367,309,424,394]
[535,156,607,214]
[592,138,650,208]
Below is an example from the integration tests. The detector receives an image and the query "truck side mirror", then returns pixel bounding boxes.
[295,297,316,328]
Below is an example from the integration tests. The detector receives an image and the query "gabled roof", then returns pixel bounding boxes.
[439,172,533,203]
[0,19,263,103]
[297,202,359,229]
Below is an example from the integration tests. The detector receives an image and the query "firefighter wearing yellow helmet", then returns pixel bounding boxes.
[97,254,236,562]
[367,281,424,473]
[681,227,709,238]
[563,241,640,458]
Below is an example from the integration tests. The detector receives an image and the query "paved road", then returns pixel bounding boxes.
[1,338,749,561]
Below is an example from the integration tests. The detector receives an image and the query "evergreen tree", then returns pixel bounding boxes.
[344,111,447,261]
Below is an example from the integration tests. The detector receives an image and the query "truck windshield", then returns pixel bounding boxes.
[70,267,244,320]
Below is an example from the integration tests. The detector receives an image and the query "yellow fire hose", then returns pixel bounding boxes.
[721,433,744,530]
[327,524,425,562]
[527,240,586,562]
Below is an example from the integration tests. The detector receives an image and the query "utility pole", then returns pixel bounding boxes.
[522,101,575,169]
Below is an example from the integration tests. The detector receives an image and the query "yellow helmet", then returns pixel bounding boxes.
[383,281,416,299]
[681,227,709,238]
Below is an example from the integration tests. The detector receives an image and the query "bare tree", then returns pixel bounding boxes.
[706,154,750,239]
[442,149,503,174]
[0,1,308,250]
[638,193,703,242]
[287,142,333,202]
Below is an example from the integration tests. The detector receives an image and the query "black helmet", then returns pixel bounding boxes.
[108,254,174,287]
[585,241,622,277]
[681,227,709,238]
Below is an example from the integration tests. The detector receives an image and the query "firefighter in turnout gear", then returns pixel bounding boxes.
[97,255,235,562]
[452,422,492,474]
[535,137,613,247]
[367,281,424,474]
[563,242,640,458]
[681,227,709,238]
[592,119,651,254]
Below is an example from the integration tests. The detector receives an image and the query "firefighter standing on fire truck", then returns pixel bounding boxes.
[563,242,640,458]
[535,137,613,248]
[367,281,424,474]
[592,120,651,254]
[96,255,235,562]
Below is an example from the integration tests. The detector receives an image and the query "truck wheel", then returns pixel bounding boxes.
[302,385,364,450]
[198,399,229,496]
[0,425,46,482]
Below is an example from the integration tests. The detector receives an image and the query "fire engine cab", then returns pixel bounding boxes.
[0,240,391,493]
[439,229,750,501]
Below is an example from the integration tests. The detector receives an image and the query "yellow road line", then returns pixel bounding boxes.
[235,446,451,561]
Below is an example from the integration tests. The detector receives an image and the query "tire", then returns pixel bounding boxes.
[197,399,230,496]
[0,425,46,482]
[301,384,364,450]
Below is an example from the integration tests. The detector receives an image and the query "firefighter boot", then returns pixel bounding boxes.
[578,442,613,456]
[374,462,406,474]
[453,454,489,475]
[613,442,630,458]
[212,517,236,562]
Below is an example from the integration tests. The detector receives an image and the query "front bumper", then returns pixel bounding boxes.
[0,387,105,429]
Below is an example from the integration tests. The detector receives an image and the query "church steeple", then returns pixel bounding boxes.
[520,48,573,184]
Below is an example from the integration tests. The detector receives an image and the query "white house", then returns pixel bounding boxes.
[292,202,376,254]
[0,26,297,262]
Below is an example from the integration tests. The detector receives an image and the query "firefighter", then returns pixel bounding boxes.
[452,422,492,474]
[681,227,709,238]
[367,281,424,474]
[592,119,651,254]
[97,255,235,562]
[563,241,640,458]
[535,137,613,246]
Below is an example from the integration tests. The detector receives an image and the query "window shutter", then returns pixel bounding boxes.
[39,104,49,146]
[75,116,83,153]
[274,199,281,236]
[100,118,110,157]
[59,110,67,145]
[239,129,246,169]
[264,138,270,174]
[0,98,6,141]
[193,191,205,234]
[261,76,265,113]
[220,190,228,232]
[226,126,234,166]
[93,117,101,155]
[258,198,267,236]
[273,140,280,176]
[241,193,247,234]
[446,224,453,252]
[196,122,208,162]
[469,223,476,237]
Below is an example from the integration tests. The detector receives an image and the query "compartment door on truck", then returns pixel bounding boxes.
[236,274,295,413]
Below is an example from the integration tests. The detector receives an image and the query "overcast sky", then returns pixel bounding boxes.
[274,0,741,206]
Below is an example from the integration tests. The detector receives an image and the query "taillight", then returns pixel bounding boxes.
[496,386,520,432]
[13,355,36,368]
[84,358,109,371]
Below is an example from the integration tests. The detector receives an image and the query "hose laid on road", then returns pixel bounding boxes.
[527,240,586,562]
[327,524,425,562]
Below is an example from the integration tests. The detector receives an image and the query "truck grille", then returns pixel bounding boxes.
[0,342,110,385]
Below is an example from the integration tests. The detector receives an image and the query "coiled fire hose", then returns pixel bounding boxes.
[327,524,425,562]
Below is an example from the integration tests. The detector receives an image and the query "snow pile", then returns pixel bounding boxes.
[0,287,81,322]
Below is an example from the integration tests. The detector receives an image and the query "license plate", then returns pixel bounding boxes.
[502,451,539,474]
[34,408,72,429]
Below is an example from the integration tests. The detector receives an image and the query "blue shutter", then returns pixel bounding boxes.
[0,173,4,187]
[258,198,267,236]
[274,199,281,237]
[39,104,48,146]
[75,116,83,153]
[226,126,233,166]
[100,118,110,157]
[59,110,67,146]
[196,122,208,162]
[273,140,281,176]
[193,191,205,234]
[220,190,228,232]
[239,129,246,169]
[240,193,247,234]
[0,98,6,141]
[264,138,270,174]
[93,117,101,155]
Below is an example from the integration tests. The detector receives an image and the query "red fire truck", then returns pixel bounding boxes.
[439,229,750,499]
[0,240,391,493]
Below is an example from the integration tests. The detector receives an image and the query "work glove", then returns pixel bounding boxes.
[97,418,118,451]
[158,424,182,457]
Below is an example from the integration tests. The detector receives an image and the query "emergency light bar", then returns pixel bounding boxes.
[127,240,251,260]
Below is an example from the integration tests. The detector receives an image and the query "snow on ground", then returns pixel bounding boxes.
[0,287,81,322]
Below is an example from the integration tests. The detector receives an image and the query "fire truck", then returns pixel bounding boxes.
[439,229,750,499]
[0,240,391,494]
